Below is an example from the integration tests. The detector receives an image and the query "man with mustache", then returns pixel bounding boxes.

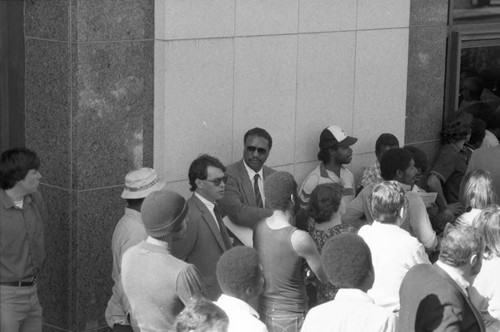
[299,125,357,220]
[172,154,232,301]
[220,128,275,244]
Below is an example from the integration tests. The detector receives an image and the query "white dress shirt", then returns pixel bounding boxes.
[302,288,396,332]
[215,294,268,332]
[194,192,219,230]
[358,221,430,311]
[243,161,265,205]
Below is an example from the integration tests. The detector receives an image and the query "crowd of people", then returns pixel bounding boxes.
[1,116,500,331]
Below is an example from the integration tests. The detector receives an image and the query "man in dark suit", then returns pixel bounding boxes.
[220,128,275,243]
[172,154,232,301]
[399,225,486,332]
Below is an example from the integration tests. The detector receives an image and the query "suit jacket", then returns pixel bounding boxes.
[399,263,485,332]
[220,160,275,229]
[171,194,232,301]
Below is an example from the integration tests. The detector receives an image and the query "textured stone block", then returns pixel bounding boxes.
[405,26,447,143]
[71,0,154,42]
[38,185,70,330]
[410,0,449,26]
[71,41,154,190]
[25,39,71,189]
[71,187,124,331]
[25,0,68,41]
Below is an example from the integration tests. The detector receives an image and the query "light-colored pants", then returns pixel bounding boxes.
[0,284,42,332]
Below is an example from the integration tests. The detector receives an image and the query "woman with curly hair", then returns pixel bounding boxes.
[456,169,497,226]
[307,183,356,305]
[470,205,500,331]
[427,111,473,221]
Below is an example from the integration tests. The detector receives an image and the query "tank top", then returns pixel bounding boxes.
[254,221,306,313]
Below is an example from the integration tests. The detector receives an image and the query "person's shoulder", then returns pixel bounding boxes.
[226,160,244,174]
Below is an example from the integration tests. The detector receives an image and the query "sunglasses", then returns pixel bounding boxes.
[246,146,267,154]
[204,176,228,186]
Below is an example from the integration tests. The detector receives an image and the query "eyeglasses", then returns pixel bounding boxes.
[246,146,267,154]
[204,176,228,186]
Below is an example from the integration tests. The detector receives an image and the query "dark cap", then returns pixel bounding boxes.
[319,125,358,149]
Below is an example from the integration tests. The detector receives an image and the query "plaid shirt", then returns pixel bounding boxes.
[360,161,383,188]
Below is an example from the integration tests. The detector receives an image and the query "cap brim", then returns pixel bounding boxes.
[121,180,166,199]
[337,136,358,147]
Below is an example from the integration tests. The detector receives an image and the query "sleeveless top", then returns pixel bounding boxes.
[308,220,356,304]
[254,221,306,313]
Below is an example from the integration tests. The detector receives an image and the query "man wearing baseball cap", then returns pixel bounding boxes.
[122,189,205,331]
[105,168,165,331]
[298,125,358,218]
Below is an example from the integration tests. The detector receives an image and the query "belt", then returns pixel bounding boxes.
[0,276,36,287]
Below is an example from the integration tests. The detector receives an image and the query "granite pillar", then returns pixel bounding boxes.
[24,0,154,331]
[405,0,449,166]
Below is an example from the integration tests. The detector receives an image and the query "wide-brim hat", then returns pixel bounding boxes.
[121,168,165,199]
[319,125,358,149]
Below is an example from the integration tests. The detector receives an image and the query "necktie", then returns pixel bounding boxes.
[254,174,263,208]
[214,204,232,249]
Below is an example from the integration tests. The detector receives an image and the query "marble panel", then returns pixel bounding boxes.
[299,0,357,33]
[155,0,234,40]
[235,0,298,36]
[72,187,125,331]
[25,0,68,41]
[233,35,298,167]
[154,39,234,182]
[37,185,70,330]
[353,29,409,154]
[357,0,410,30]
[25,39,71,189]
[71,0,154,42]
[295,32,356,163]
[42,324,70,332]
[405,26,447,143]
[410,0,449,27]
[272,164,295,176]
[71,41,154,190]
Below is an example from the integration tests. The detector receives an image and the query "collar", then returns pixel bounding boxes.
[195,192,215,210]
[216,294,260,319]
[124,207,142,219]
[146,236,169,249]
[436,260,470,294]
[0,189,32,209]
[319,163,344,180]
[372,220,401,231]
[334,288,375,303]
[243,160,263,181]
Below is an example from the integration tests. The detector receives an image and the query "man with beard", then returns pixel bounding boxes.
[299,125,357,219]
[172,154,232,300]
[399,225,486,332]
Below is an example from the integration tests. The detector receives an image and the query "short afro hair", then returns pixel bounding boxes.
[403,145,428,174]
[244,127,273,150]
[308,183,343,224]
[216,247,261,297]
[264,171,297,211]
[380,148,413,181]
[321,233,373,289]
[375,133,399,155]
